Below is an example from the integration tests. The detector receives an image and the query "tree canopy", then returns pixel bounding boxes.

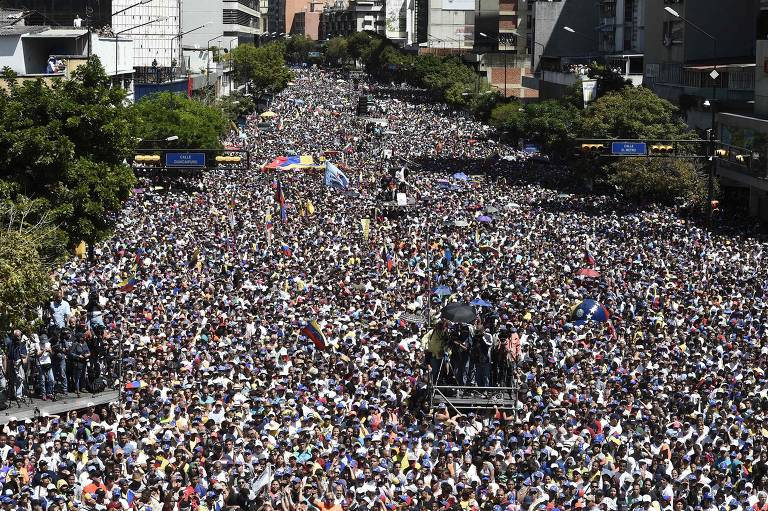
[579,86,694,140]
[0,57,136,249]
[286,35,316,63]
[0,201,55,331]
[608,158,708,205]
[132,92,229,151]
[230,43,293,94]
[325,37,349,66]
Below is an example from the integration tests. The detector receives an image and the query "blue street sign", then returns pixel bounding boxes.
[165,152,205,167]
[611,142,647,155]
[523,145,539,154]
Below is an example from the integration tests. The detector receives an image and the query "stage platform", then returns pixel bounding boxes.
[0,390,119,424]
[431,385,518,412]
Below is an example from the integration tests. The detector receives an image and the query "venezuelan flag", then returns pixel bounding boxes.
[118,277,137,293]
[301,320,326,350]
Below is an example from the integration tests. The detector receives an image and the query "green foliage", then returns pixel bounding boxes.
[132,92,229,151]
[230,43,293,94]
[347,32,378,62]
[607,158,708,205]
[587,63,632,98]
[489,101,525,141]
[579,86,694,140]
[325,37,349,65]
[0,201,57,332]
[523,100,581,159]
[218,91,258,122]
[0,56,136,248]
[286,35,316,63]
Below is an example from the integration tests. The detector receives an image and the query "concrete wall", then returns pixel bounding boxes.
[0,35,25,74]
[533,0,600,71]
[92,36,135,76]
[427,0,476,48]
[113,0,181,67]
[684,0,758,63]
[183,0,226,51]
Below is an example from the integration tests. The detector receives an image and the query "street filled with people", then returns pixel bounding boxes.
[3,68,768,511]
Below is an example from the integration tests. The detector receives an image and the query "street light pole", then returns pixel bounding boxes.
[509,29,544,76]
[115,17,166,86]
[112,0,153,17]
[479,32,513,97]
[664,6,718,222]
[171,22,212,82]
[206,35,222,93]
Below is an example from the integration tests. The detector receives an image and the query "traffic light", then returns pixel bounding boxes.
[650,145,674,155]
[215,155,242,164]
[581,144,606,155]
[714,149,729,157]
[134,154,161,163]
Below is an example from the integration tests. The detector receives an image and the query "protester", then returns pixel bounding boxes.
[0,68,766,511]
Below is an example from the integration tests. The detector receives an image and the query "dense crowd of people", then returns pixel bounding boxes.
[2,68,768,511]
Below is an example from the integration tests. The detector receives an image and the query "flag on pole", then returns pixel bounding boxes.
[301,320,327,350]
[250,464,273,498]
[584,251,596,267]
[324,161,350,189]
[275,179,285,206]
[306,199,315,216]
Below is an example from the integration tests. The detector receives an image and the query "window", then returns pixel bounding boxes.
[662,19,683,46]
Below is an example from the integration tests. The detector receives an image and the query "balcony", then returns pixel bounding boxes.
[650,63,756,105]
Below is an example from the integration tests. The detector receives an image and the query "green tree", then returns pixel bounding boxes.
[286,34,316,63]
[0,57,136,252]
[580,86,694,140]
[230,42,293,93]
[587,63,632,98]
[488,100,525,143]
[0,201,55,332]
[347,32,378,63]
[218,91,257,122]
[608,157,708,205]
[132,92,229,150]
[523,100,581,159]
[325,37,349,65]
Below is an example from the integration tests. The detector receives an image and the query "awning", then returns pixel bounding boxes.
[22,29,88,38]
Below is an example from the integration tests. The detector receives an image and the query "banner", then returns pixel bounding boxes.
[582,79,597,108]
[361,219,370,241]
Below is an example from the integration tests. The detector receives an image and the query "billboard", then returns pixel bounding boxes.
[442,0,474,10]
[386,0,407,39]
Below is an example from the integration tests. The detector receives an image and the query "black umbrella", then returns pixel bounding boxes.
[440,302,476,324]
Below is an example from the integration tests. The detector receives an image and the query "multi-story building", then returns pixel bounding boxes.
[644,0,758,130]
[182,0,263,51]
[111,0,179,68]
[290,0,324,39]
[319,0,385,39]
[523,0,646,100]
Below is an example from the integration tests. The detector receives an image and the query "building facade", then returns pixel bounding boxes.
[182,0,263,49]
[319,0,385,39]
[112,0,179,68]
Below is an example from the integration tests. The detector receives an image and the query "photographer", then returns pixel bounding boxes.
[68,333,90,397]
[33,333,54,400]
[51,327,71,394]
[5,330,28,402]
